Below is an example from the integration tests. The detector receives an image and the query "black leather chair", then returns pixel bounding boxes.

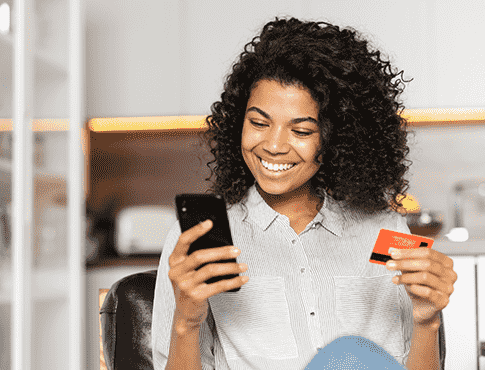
[100,270,157,370]
[100,270,447,370]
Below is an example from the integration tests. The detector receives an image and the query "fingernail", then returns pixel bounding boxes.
[386,261,396,270]
[388,247,400,258]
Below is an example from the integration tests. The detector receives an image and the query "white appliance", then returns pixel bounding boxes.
[115,205,177,255]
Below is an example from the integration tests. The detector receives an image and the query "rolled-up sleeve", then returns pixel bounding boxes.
[151,220,216,370]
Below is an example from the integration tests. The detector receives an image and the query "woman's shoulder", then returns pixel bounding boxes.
[336,200,406,235]
[226,200,249,225]
[160,219,182,257]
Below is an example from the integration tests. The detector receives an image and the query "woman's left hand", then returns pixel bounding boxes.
[386,248,458,327]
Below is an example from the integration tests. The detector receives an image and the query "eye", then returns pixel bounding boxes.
[249,119,313,137]
[249,120,267,127]
[293,130,312,137]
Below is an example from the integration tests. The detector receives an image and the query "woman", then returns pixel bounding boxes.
[152,17,457,370]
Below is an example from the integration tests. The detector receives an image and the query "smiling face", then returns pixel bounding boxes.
[241,79,322,199]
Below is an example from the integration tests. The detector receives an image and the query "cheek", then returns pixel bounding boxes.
[291,138,320,158]
[241,122,248,144]
[241,126,259,149]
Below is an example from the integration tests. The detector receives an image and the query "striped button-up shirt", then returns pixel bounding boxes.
[152,184,413,369]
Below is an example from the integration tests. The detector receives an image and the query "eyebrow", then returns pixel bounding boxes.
[246,106,319,125]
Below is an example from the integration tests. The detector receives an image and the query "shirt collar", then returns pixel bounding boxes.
[242,183,344,237]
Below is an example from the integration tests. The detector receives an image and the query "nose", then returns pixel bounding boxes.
[262,125,290,154]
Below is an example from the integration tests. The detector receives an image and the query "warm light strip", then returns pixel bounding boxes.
[1,109,484,131]
[88,115,209,132]
[0,118,70,131]
[87,109,485,131]
[402,108,485,123]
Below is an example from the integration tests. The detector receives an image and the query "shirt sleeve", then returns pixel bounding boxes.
[395,213,414,367]
[151,220,216,370]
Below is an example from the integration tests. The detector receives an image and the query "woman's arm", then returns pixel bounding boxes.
[165,314,203,370]
[405,317,441,370]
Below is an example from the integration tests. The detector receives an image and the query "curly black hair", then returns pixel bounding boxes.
[199,17,415,216]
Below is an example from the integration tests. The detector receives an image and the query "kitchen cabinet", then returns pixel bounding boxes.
[306,0,485,109]
[85,0,484,118]
[433,0,485,108]
[441,256,478,370]
[85,0,304,118]
[434,241,485,369]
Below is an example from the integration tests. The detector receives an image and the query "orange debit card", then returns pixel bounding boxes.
[369,229,435,265]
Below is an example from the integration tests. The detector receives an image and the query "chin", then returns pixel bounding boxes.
[256,181,300,197]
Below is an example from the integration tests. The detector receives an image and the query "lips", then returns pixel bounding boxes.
[257,156,297,173]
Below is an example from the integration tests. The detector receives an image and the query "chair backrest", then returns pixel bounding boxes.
[100,270,158,370]
[99,270,447,370]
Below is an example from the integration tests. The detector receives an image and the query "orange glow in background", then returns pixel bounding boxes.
[0,109,484,132]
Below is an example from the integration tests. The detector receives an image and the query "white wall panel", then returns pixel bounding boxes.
[85,0,485,117]
[85,0,183,117]
[178,0,304,115]
[434,0,485,107]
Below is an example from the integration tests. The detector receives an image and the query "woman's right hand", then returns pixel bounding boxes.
[168,219,249,335]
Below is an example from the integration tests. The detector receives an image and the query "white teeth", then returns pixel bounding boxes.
[260,158,295,172]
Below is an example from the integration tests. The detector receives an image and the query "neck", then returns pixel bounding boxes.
[256,182,323,219]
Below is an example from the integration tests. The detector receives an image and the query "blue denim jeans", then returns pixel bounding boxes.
[305,336,406,369]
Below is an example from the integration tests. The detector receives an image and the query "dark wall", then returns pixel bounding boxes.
[87,130,213,256]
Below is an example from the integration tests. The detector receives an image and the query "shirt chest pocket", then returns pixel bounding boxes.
[209,276,298,360]
[333,275,405,358]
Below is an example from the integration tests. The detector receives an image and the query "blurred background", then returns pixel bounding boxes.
[0,1,484,369]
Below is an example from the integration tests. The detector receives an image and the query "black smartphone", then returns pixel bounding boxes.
[175,194,240,292]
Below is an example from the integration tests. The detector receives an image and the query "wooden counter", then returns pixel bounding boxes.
[86,254,161,271]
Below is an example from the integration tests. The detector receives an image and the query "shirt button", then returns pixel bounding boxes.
[301,268,305,273]
[310,312,315,316]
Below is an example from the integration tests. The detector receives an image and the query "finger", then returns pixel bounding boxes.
[202,275,250,299]
[177,261,245,292]
[185,245,241,272]
[387,257,451,280]
[393,271,454,296]
[389,248,458,287]
[450,269,458,284]
[192,261,248,286]
[387,258,435,274]
[170,219,213,266]
[404,284,450,310]
[170,245,241,281]
[391,247,453,269]
[184,275,249,302]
